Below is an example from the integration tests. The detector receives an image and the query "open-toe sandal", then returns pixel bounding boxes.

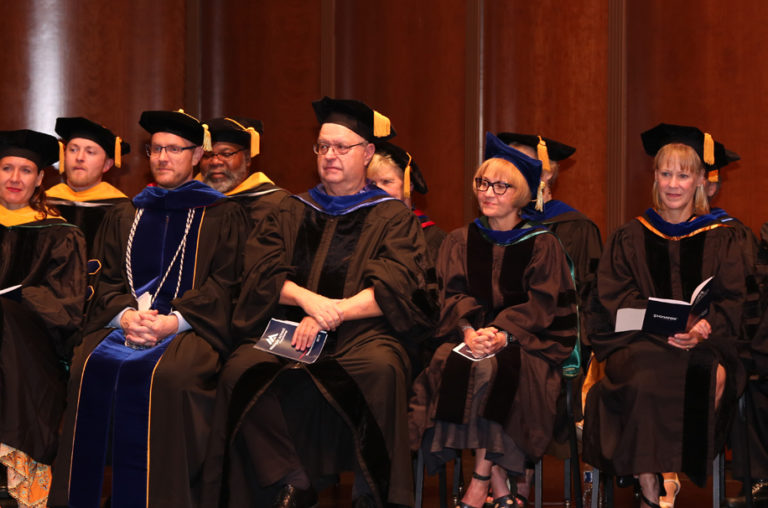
[492,493,528,507]
[456,473,491,508]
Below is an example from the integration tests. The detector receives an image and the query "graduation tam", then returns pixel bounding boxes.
[139,109,211,150]
[484,131,542,207]
[0,129,59,169]
[374,141,427,198]
[55,116,131,170]
[312,96,396,142]
[205,117,262,157]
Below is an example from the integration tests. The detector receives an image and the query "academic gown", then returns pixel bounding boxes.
[523,200,602,348]
[0,206,86,464]
[46,182,129,255]
[583,209,747,485]
[409,219,577,475]
[224,172,289,230]
[49,181,248,508]
[201,184,435,508]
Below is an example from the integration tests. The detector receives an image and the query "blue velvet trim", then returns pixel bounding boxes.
[642,208,720,238]
[472,217,549,246]
[129,207,202,314]
[521,199,578,221]
[69,330,173,508]
[293,181,394,216]
[132,180,225,210]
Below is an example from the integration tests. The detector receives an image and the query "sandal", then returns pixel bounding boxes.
[456,473,491,508]
[639,473,666,508]
[659,475,680,508]
[492,493,528,507]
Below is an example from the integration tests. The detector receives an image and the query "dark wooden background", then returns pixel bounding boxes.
[1,0,765,239]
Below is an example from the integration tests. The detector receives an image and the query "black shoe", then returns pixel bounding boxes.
[272,484,318,508]
[722,479,768,508]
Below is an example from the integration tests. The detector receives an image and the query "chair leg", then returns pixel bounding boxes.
[591,469,600,508]
[414,449,424,508]
[535,458,543,508]
[564,457,571,505]
[452,453,463,506]
[713,453,724,508]
[740,387,754,508]
[566,380,583,508]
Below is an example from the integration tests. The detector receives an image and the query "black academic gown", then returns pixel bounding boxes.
[50,181,248,508]
[202,185,435,508]
[0,207,86,464]
[583,209,746,485]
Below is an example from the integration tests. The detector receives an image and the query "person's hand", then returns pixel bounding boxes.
[144,314,179,342]
[668,318,711,350]
[464,326,498,357]
[121,309,160,347]
[293,316,322,352]
[297,291,344,331]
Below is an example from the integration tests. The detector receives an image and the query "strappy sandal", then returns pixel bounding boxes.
[456,472,491,508]
[659,475,680,508]
[492,493,528,507]
[639,473,666,508]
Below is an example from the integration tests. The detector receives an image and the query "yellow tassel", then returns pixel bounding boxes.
[114,136,122,168]
[535,180,545,211]
[373,110,391,138]
[403,153,412,200]
[202,124,212,151]
[708,169,719,183]
[703,132,714,165]
[58,140,65,174]
[537,136,551,173]
[247,127,260,157]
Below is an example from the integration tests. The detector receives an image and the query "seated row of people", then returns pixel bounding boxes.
[0,98,763,508]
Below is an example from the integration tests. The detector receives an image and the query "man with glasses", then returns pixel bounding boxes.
[199,117,287,227]
[202,97,435,508]
[50,109,248,508]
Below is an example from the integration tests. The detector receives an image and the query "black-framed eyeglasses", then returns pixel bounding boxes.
[313,142,365,156]
[201,148,245,161]
[145,144,197,157]
[475,177,514,195]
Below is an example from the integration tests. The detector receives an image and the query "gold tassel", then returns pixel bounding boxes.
[537,136,551,173]
[703,132,714,165]
[535,180,545,211]
[114,136,122,168]
[58,140,65,174]
[247,127,260,157]
[202,124,212,151]
[373,110,391,138]
[403,153,412,200]
[708,169,719,183]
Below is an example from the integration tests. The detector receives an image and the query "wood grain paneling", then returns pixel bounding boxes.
[626,1,768,234]
[333,0,469,232]
[200,0,324,195]
[483,0,611,239]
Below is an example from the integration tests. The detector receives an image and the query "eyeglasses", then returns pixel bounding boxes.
[201,148,245,161]
[145,144,197,157]
[313,142,365,156]
[475,177,514,195]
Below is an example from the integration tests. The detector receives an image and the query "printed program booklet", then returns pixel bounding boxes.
[452,342,496,362]
[254,318,328,364]
[615,276,713,335]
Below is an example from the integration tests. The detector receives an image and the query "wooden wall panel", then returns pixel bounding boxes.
[333,0,469,232]
[0,0,192,198]
[484,0,611,238]
[200,0,324,195]
[626,2,768,234]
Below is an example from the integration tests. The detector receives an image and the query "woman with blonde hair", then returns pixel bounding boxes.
[410,132,577,508]
[583,123,746,508]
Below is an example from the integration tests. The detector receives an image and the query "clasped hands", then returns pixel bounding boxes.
[121,309,179,348]
[464,326,508,358]
[292,292,345,352]
[667,318,711,350]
